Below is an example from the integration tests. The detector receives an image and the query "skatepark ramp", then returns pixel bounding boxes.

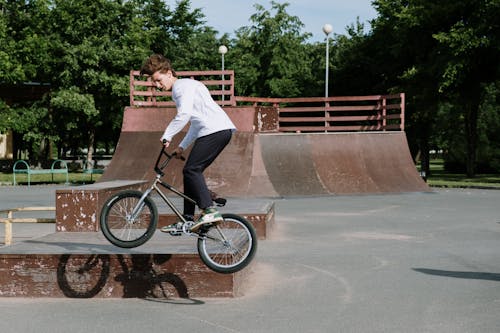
[99,72,429,196]
[99,123,427,196]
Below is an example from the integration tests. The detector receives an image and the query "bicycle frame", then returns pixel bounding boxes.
[127,145,232,245]
[99,145,257,273]
[130,146,196,225]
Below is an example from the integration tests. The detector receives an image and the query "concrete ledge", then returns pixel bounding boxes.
[157,199,275,240]
[0,232,252,298]
[0,253,251,298]
[56,182,275,239]
[55,180,147,232]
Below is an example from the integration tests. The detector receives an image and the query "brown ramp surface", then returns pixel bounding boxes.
[99,108,184,185]
[259,132,429,195]
[100,107,429,196]
[259,134,327,196]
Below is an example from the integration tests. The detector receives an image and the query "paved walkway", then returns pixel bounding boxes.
[1,185,499,332]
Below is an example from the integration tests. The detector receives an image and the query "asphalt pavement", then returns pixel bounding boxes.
[0,185,499,332]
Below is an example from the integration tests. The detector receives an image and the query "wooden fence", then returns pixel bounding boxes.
[129,69,235,107]
[235,94,405,132]
[129,70,404,132]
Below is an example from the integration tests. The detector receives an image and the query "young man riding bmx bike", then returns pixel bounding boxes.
[140,54,236,233]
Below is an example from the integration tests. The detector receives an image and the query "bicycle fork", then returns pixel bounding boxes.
[128,187,154,223]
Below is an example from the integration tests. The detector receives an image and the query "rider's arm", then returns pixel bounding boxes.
[179,126,197,149]
[160,111,190,144]
[160,81,195,143]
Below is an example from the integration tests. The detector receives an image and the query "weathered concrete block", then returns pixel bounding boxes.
[56,180,146,232]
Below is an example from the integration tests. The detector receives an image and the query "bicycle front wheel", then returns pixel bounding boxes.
[100,190,158,248]
[197,213,257,274]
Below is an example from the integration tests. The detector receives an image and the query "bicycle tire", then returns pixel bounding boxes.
[57,254,110,298]
[100,190,158,248]
[197,213,257,274]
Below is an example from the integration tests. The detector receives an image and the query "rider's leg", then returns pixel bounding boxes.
[183,196,196,219]
[183,130,232,231]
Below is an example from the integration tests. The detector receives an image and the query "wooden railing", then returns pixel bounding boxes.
[129,70,235,107]
[129,70,405,132]
[0,207,55,245]
[235,94,405,132]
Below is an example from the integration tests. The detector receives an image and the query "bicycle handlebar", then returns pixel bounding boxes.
[154,144,185,176]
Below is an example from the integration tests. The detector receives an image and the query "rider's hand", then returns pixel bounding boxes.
[173,147,184,159]
[162,139,170,147]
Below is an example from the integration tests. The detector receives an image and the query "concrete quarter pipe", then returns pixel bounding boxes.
[99,107,430,196]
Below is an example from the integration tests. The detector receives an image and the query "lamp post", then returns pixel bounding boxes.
[218,45,228,101]
[322,24,333,98]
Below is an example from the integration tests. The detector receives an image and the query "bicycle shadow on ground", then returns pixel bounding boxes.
[142,297,205,305]
[412,268,500,281]
[57,253,204,303]
[24,239,126,252]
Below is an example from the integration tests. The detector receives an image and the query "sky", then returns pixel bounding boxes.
[182,0,378,42]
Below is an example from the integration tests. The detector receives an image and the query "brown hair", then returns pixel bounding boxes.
[140,54,177,77]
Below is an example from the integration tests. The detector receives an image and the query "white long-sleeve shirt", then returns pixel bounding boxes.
[161,78,236,149]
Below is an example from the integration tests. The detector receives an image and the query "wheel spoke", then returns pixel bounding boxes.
[197,214,257,273]
[100,191,157,248]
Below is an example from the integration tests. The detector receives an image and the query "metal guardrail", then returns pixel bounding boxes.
[0,207,55,245]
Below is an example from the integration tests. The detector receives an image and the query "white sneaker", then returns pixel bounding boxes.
[190,207,223,232]
[160,222,183,235]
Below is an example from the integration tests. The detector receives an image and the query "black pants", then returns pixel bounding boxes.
[183,129,232,216]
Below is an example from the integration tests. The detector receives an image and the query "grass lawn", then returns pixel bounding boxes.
[423,159,500,189]
[1,159,499,189]
[0,172,102,185]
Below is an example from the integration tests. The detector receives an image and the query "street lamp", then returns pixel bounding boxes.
[322,24,333,98]
[218,45,228,101]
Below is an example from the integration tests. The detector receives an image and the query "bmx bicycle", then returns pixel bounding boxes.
[99,145,257,274]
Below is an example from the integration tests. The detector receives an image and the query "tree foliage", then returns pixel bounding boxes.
[363,0,500,175]
[1,0,500,176]
[0,0,218,161]
[230,1,313,97]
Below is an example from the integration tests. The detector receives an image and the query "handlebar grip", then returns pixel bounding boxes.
[155,143,186,176]
[173,152,186,161]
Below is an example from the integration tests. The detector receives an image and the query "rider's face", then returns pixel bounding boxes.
[151,70,174,91]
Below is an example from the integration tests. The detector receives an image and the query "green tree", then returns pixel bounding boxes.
[0,97,55,162]
[135,0,220,71]
[0,0,27,83]
[230,1,313,97]
[363,1,442,174]
[1,0,220,162]
[0,0,55,161]
[368,0,500,176]
[477,82,500,171]
[331,19,382,96]
[43,0,145,161]
[432,0,500,176]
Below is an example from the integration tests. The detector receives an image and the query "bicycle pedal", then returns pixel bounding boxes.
[161,222,183,234]
[169,231,182,236]
[214,197,227,207]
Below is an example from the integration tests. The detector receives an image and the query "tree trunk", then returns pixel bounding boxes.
[35,138,48,168]
[419,139,430,181]
[463,95,480,178]
[86,129,95,168]
[416,114,432,181]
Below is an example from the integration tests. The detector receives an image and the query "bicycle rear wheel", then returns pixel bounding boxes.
[100,190,158,248]
[197,213,257,274]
